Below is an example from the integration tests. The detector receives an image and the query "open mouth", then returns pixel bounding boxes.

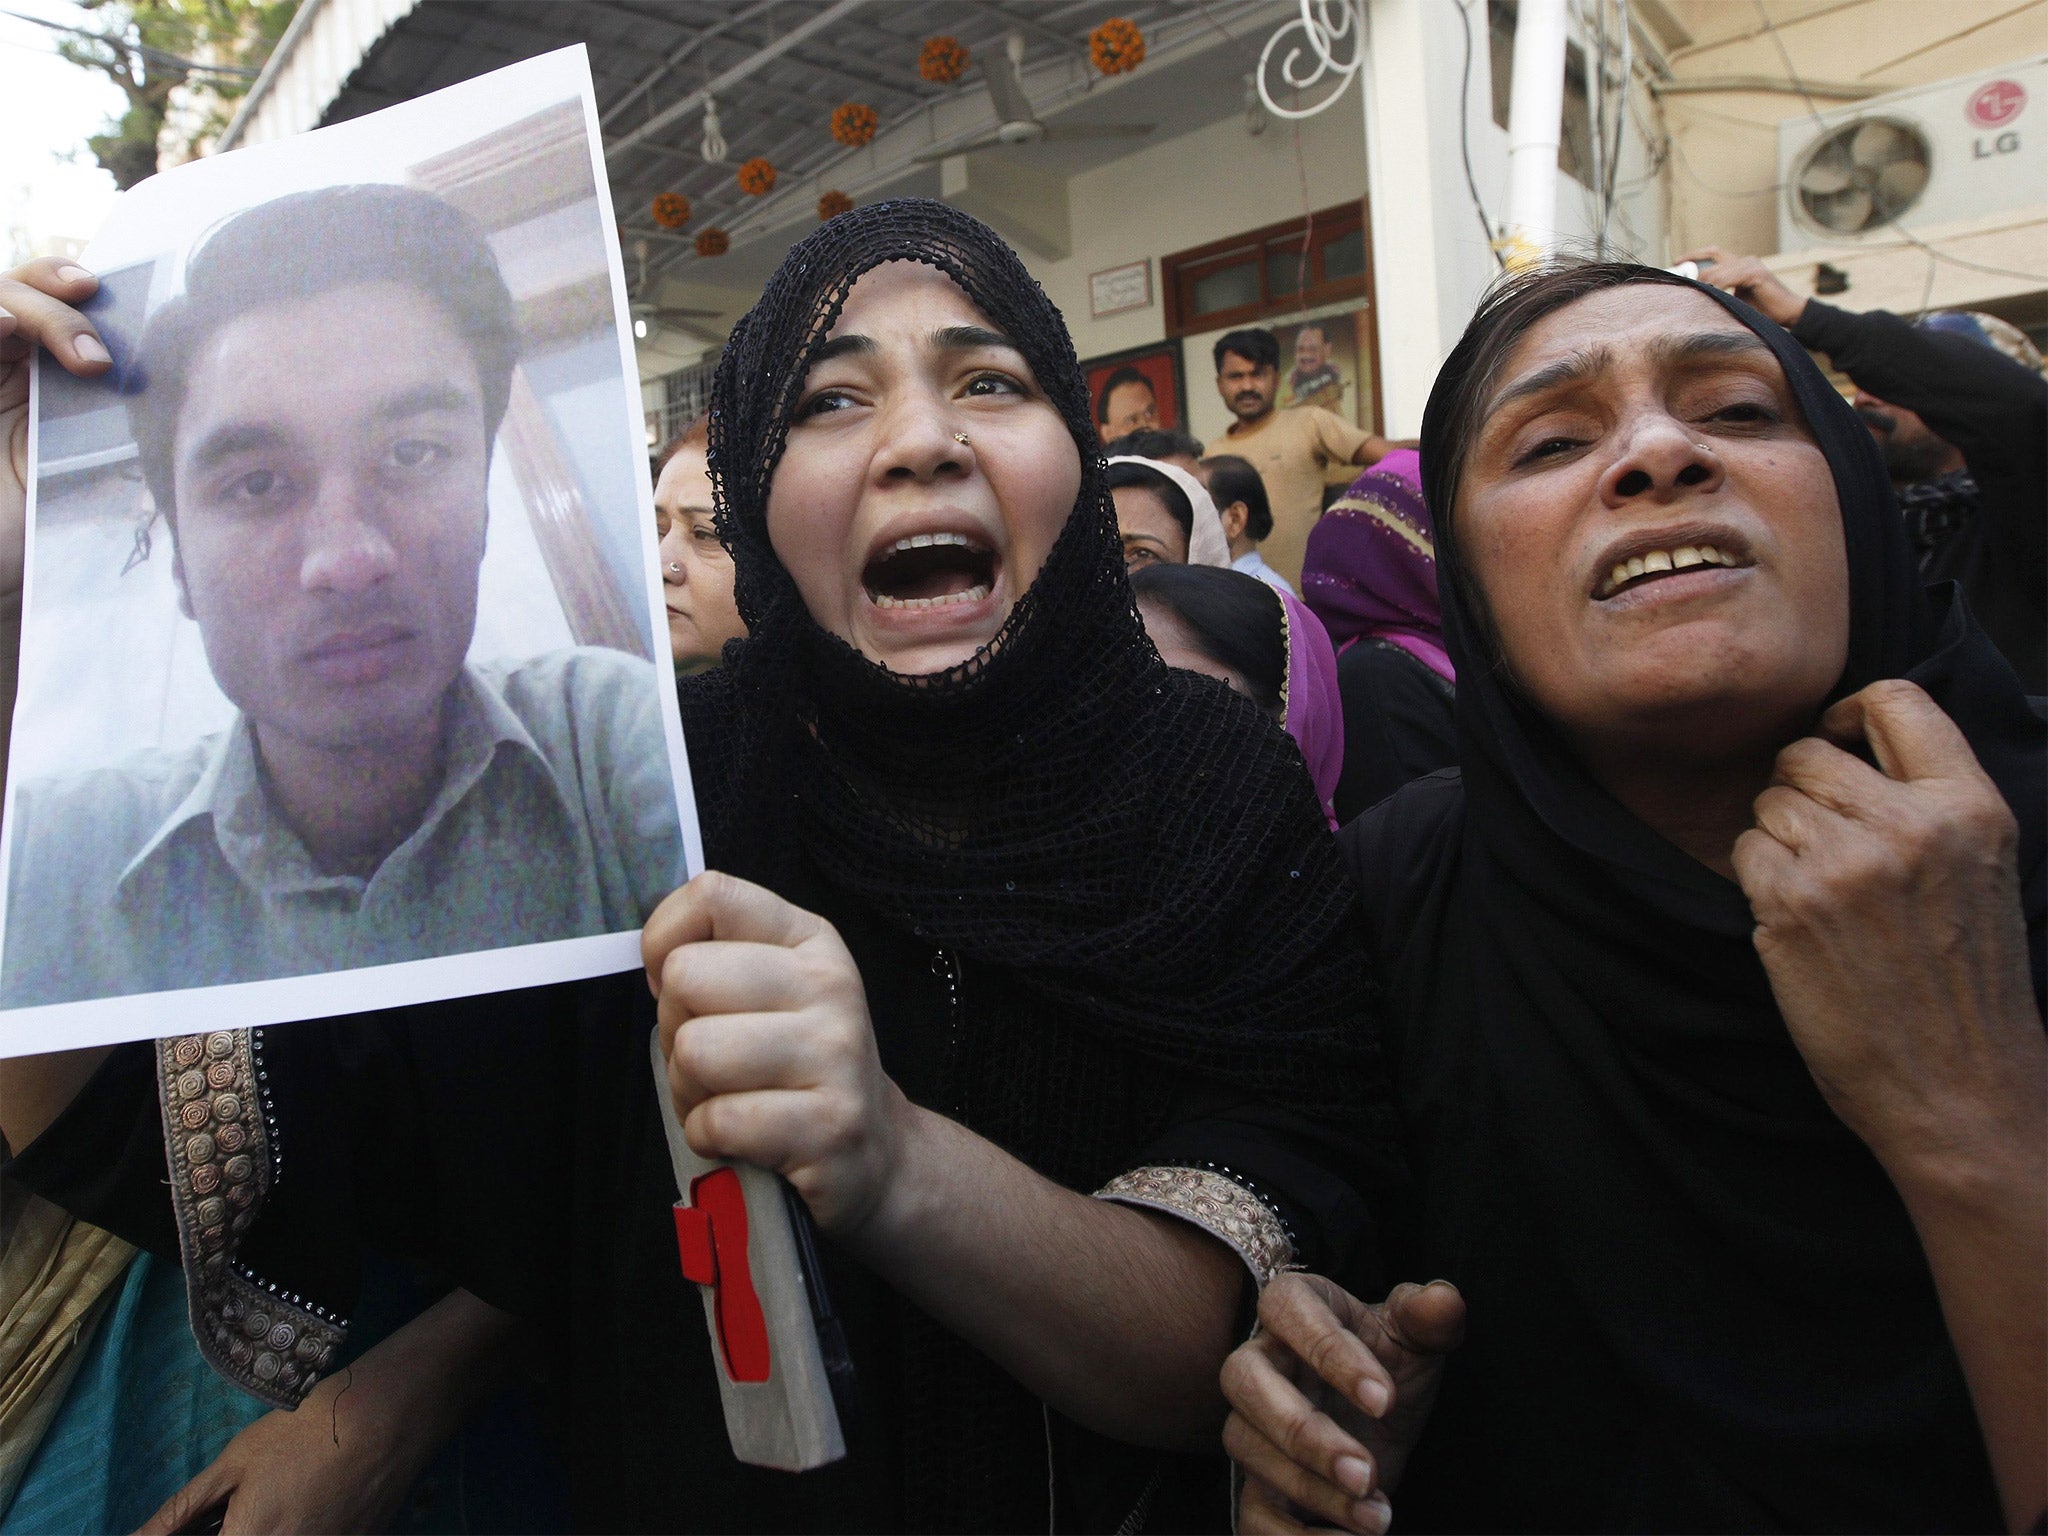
[1594,543,1748,600]
[862,531,997,611]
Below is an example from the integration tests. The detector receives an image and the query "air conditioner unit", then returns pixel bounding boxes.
[1776,57,2047,253]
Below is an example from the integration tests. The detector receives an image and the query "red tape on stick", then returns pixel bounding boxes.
[673,1169,773,1383]
[672,1203,715,1285]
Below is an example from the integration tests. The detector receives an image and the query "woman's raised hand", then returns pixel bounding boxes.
[644,870,911,1233]
[1733,678,2045,1165]
[1221,1273,1465,1535]
[1,260,109,603]
[1680,246,1808,330]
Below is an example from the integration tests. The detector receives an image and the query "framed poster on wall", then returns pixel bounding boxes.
[1081,339,1187,444]
[1272,306,1373,426]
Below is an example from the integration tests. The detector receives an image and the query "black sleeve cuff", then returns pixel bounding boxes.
[4,1040,178,1258]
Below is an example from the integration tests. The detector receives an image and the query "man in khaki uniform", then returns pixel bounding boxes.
[1204,327,1408,586]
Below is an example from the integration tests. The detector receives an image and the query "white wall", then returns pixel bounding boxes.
[1362,0,1665,431]
[997,0,1665,444]
[1014,97,1373,406]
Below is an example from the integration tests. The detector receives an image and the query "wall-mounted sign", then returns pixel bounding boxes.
[1089,258,1152,320]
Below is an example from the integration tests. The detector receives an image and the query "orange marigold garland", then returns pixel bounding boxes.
[736,156,777,195]
[918,34,969,84]
[694,227,730,258]
[830,102,878,147]
[817,190,854,221]
[1089,18,1145,75]
[650,192,691,229]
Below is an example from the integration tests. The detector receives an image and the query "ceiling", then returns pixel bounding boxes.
[316,0,1290,345]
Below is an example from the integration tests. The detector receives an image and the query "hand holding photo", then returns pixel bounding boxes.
[0,47,700,1054]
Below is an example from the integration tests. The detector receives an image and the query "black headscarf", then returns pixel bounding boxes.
[681,199,1389,1133]
[1400,267,2045,1529]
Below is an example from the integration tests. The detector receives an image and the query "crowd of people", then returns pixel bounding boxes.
[0,195,2041,1536]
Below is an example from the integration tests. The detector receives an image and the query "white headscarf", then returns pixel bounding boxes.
[1105,455,1231,568]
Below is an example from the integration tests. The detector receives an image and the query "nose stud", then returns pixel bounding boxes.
[953,432,970,446]
[667,562,681,574]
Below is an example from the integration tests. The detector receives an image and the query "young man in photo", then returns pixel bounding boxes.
[1,185,682,1007]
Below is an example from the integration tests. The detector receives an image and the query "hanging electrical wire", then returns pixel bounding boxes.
[1455,0,1505,269]
[0,6,260,78]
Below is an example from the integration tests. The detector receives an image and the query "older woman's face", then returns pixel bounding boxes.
[767,261,1081,676]
[1114,484,1188,570]
[1458,285,1848,762]
[653,443,744,673]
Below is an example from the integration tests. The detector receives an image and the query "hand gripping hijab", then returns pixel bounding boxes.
[686,199,1389,1133]
[1405,263,2044,1530]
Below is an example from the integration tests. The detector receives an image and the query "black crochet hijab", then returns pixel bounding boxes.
[1408,264,2045,1529]
[687,197,1382,1128]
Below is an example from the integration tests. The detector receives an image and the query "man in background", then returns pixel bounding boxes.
[1284,323,1344,412]
[1198,454,1291,595]
[1689,246,2046,692]
[1205,327,1410,587]
[1094,365,1160,442]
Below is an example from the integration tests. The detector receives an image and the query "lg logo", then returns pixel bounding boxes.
[1968,80,2026,160]
[1967,80,2026,129]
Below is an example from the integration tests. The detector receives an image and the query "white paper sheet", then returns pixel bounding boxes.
[0,47,702,1056]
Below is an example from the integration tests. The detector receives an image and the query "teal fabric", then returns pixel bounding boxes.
[1,1250,269,1534]
[0,1248,567,1535]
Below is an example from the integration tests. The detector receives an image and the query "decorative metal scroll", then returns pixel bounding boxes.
[1256,0,1367,121]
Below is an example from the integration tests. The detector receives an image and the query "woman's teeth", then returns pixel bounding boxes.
[863,529,997,609]
[872,585,991,610]
[1599,544,1736,598]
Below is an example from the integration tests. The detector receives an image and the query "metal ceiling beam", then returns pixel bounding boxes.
[604,0,870,162]
[971,2,1090,63]
[760,39,931,104]
[643,0,1274,278]
[597,0,781,127]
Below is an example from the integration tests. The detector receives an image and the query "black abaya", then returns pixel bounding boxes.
[1336,276,2045,1532]
[9,203,1395,1533]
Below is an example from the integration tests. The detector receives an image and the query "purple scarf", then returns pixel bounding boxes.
[1300,448,1455,684]
[1277,587,1345,830]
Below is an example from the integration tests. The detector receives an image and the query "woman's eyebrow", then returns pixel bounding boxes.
[1651,330,1775,368]
[931,324,1015,353]
[1489,330,1774,415]
[810,333,876,364]
[1490,348,1610,413]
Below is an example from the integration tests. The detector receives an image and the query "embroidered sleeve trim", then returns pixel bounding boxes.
[156,1031,345,1409]
[1094,1164,1296,1290]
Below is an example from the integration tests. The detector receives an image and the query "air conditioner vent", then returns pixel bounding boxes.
[1792,117,1932,236]
[1776,60,2046,254]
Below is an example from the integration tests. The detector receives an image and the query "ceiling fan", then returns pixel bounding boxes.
[913,32,1153,163]
[629,238,722,342]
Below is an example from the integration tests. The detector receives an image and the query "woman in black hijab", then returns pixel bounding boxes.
[1217,262,2044,1534]
[1,206,1393,1532]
